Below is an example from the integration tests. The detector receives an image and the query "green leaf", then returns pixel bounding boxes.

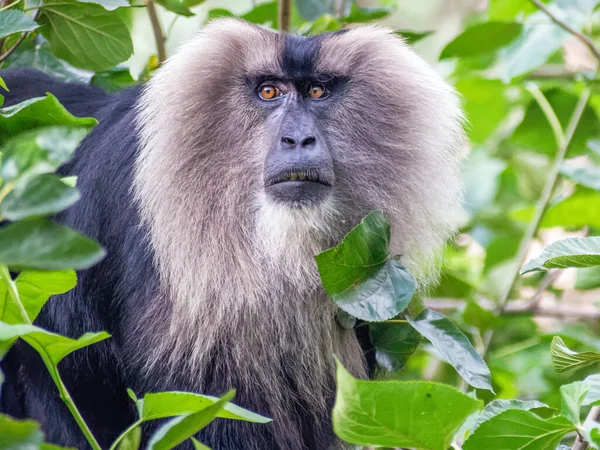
[154,0,194,16]
[583,374,600,406]
[295,0,337,21]
[394,30,433,45]
[369,322,421,371]
[342,6,393,23]
[0,76,7,92]
[407,309,493,391]
[560,162,600,191]
[513,193,600,229]
[521,237,600,274]
[560,381,589,425]
[205,8,234,20]
[463,409,575,450]
[77,0,130,10]
[91,67,136,93]
[575,266,600,290]
[117,426,141,450]
[0,218,105,271]
[190,438,211,450]
[474,399,550,430]
[0,95,96,145]
[38,0,133,71]
[146,390,236,450]
[332,359,482,449]
[298,14,341,35]
[488,0,537,20]
[0,10,39,38]
[0,269,76,324]
[551,336,600,373]
[0,414,44,449]
[1,174,80,221]
[315,211,416,322]
[440,22,522,59]
[241,1,277,25]
[463,300,501,332]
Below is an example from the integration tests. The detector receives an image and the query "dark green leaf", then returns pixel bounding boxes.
[332,359,482,449]
[91,67,136,93]
[38,0,133,71]
[241,2,277,25]
[0,414,43,450]
[407,309,493,391]
[394,30,433,45]
[146,391,236,450]
[342,6,393,24]
[0,10,39,38]
[369,322,421,371]
[0,95,96,145]
[315,211,416,322]
[522,237,600,274]
[440,22,522,59]
[1,174,80,221]
[0,218,105,270]
[560,381,588,425]
[550,336,600,373]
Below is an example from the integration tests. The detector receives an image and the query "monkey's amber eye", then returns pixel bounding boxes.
[308,84,328,99]
[259,86,281,100]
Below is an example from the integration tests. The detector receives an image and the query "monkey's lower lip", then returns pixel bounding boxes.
[264,180,332,206]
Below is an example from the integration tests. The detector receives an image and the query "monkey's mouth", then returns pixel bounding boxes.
[264,169,332,187]
[264,168,333,206]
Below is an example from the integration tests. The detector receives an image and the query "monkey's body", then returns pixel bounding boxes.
[1,21,464,450]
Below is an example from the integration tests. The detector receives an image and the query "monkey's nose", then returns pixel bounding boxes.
[281,135,317,149]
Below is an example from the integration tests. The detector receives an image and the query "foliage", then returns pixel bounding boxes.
[2,0,600,449]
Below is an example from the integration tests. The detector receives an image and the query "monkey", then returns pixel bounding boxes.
[0,19,465,450]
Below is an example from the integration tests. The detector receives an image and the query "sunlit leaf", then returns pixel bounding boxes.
[0,414,43,449]
[560,381,588,425]
[522,237,600,274]
[551,336,600,373]
[332,359,482,449]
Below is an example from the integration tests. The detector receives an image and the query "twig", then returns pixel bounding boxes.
[145,0,166,64]
[278,0,290,32]
[480,87,591,359]
[530,0,600,62]
[572,406,600,450]
[0,7,41,63]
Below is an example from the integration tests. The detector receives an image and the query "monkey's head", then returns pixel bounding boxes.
[136,19,465,288]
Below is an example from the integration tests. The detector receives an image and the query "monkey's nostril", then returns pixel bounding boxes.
[282,137,296,146]
[301,136,316,147]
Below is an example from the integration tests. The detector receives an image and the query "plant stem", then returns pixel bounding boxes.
[108,419,143,450]
[525,83,565,148]
[278,0,290,32]
[482,87,590,359]
[530,0,600,62]
[0,265,30,324]
[0,0,21,11]
[146,0,166,64]
[572,406,600,450]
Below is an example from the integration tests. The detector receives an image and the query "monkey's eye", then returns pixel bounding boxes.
[258,85,282,100]
[308,84,329,100]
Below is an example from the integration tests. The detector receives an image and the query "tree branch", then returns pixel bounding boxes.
[481,87,590,359]
[278,0,290,32]
[530,0,600,62]
[146,0,166,64]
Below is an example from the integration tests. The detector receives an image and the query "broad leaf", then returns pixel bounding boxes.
[440,22,522,59]
[0,95,95,145]
[463,409,575,450]
[332,359,482,449]
[315,211,416,322]
[551,336,600,373]
[1,174,80,221]
[522,237,600,274]
[0,218,105,271]
[407,309,493,391]
[154,0,194,17]
[513,193,600,229]
[0,414,43,449]
[583,374,600,406]
[0,10,39,38]
[146,391,236,450]
[38,0,133,71]
[369,322,421,371]
[560,381,588,425]
[474,400,550,430]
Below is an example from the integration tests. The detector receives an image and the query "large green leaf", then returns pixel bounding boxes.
[0,218,105,271]
[0,95,95,145]
[332,360,482,449]
[474,399,550,430]
[0,10,39,38]
[463,409,574,450]
[0,270,76,324]
[407,309,493,391]
[146,391,236,450]
[38,0,133,71]
[440,22,522,59]
[369,322,421,372]
[521,237,600,274]
[315,211,416,322]
[560,381,588,426]
[0,414,44,450]
[550,336,600,373]
[513,193,600,229]
[0,174,80,221]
